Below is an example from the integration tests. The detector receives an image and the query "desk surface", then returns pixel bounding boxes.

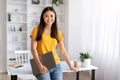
[8,61,98,75]
[61,61,98,72]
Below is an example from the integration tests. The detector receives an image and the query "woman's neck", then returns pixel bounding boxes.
[44,26,51,34]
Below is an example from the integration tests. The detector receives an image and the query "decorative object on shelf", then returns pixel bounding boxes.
[9,26,16,32]
[14,9,18,12]
[52,0,63,6]
[32,0,40,4]
[79,52,92,67]
[9,58,16,64]
[9,58,16,61]
[8,13,11,21]
[19,27,22,31]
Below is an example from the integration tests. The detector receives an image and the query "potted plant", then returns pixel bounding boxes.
[79,52,92,67]
[52,0,63,6]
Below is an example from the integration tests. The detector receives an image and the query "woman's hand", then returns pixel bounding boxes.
[70,65,78,72]
[39,65,48,73]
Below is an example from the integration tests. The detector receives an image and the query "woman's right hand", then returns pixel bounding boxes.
[39,65,48,73]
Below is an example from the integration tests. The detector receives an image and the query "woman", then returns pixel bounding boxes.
[30,7,77,80]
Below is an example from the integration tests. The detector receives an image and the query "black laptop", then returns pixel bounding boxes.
[30,51,56,76]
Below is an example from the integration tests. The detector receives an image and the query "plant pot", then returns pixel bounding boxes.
[81,59,91,67]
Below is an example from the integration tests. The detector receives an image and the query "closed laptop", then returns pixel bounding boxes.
[30,51,56,76]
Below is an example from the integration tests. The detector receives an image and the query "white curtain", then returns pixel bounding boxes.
[81,0,120,80]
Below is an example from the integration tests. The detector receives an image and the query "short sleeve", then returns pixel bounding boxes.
[30,26,38,38]
[58,31,64,41]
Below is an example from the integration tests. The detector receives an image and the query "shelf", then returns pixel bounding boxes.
[28,15,40,18]
[7,51,14,54]
[8,41,27,43]
[28,4,45,7]
[8,1,27,5]
[8,12,27,14]
[8,21,27,24]
[8,31,27,33]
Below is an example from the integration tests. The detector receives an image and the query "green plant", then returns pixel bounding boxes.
[52,0,63,6]
[79,52,91,62]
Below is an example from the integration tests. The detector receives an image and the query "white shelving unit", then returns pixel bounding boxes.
[6,0,65,72]
[6,0,28,65]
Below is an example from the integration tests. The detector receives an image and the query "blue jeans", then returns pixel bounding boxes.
[35,64,62,80]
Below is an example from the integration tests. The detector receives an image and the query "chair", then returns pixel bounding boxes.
[15,50,32,64]
[10,50,36,80]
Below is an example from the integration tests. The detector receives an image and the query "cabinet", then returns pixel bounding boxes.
[6,0,64,67]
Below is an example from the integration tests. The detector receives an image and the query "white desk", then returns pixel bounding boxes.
[8,63,36,80]
[61,61,98,80]
[8,61,98,80]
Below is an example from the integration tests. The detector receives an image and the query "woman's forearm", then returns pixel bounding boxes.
[60,50,72,69]
[31,49,43,69]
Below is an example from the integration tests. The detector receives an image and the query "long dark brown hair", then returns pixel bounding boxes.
[36,7,59,42]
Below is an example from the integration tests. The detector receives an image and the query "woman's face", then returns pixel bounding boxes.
[43,10,55,26]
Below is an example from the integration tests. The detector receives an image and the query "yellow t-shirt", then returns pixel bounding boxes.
[30,26,64,64]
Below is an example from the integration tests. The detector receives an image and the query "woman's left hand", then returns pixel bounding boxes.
[70,66,78,72]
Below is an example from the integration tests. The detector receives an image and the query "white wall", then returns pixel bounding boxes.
[0,0,7,73]
[63,0,69,51]
[68,0,92,60]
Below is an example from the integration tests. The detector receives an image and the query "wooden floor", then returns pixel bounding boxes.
[0,72,91,80]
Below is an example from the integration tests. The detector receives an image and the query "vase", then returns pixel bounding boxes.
[81,59,91,67]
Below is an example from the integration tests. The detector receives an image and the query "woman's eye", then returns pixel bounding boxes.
[45,15,48,17]
[51,15,53,17]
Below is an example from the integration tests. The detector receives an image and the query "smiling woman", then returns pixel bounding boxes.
[30,7,77,80]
